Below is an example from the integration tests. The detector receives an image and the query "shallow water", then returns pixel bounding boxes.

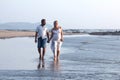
[0,35,120,80]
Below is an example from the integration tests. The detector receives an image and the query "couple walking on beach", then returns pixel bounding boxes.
[35,19,63,61]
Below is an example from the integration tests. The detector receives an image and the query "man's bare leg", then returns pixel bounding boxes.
[42,48,46,60]
[42,59,45,68]
[38,48,42,60]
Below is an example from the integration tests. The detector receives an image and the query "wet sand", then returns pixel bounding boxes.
[0,35,120,79]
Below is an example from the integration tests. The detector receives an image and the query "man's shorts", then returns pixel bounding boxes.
[38,37,47,48]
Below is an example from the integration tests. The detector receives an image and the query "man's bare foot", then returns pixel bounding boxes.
[42,59,45,68]
[37,63,40,69]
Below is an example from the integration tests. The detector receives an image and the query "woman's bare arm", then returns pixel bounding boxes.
[60,27,63,41]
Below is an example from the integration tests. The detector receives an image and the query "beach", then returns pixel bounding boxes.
[1,0,120,79]
[0,34,120,80]
[0,30,85,39]
[0,30,35,39]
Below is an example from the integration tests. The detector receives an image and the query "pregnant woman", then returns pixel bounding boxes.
[49,20,63,61]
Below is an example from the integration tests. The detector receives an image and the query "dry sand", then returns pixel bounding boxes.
[0,30,35,39]
[0,30,84,39]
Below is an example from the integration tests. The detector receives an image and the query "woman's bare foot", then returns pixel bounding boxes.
[54,57,56,61]
[56,57,59,61]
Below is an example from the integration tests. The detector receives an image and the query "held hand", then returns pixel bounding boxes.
[60,38,63,42]
[35,39,37,43]
[47,40,50,43]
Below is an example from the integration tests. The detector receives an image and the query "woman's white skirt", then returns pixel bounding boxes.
[51,40,62,55]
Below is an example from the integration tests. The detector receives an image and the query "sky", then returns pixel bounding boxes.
[0,0,120,29]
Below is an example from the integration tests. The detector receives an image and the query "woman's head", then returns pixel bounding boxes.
[54,20,58,28]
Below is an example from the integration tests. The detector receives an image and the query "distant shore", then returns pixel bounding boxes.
[89,31,120,35]
[0,30,85,39]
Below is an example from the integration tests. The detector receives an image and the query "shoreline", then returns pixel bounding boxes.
[0,30,85,39]
[89,31,120,35]
[1,30,120,39]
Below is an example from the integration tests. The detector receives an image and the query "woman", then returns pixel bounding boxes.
[49,20,63,61]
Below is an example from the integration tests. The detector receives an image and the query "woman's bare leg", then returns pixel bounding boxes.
[57,50,60,60]
[53,49,57,61]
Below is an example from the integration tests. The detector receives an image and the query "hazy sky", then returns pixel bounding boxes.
[0,0,120,29]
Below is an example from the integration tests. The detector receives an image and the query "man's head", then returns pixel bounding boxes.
[41,19,46,26]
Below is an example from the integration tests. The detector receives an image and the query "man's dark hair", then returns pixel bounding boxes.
[41,19,46,26]
[41,19,46,23]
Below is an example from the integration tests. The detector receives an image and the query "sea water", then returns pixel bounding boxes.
[0,35,120,80]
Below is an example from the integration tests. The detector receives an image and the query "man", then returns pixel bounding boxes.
[35,19,49,60]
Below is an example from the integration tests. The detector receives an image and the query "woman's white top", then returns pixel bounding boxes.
[52,27,61,41]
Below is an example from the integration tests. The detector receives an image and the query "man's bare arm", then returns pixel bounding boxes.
[48,29,53,42]
[35,32,38,43]
[47,31,49,42]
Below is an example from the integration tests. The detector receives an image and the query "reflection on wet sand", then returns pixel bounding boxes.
[37,59,45,70]
[50,60,60,71]
[37,59,60,72]
[37,60,60,71]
